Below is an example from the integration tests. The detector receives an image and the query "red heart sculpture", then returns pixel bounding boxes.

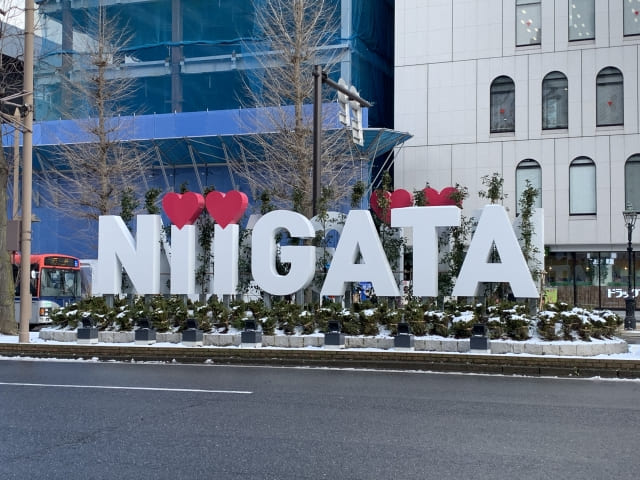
[369,189,414,224]
[423,187,459,206]
[162,192,205,229]
[205,190,248,228]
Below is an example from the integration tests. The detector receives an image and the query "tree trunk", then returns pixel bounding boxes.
[0,145,17,334]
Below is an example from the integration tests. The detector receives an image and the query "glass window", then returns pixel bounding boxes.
[596,67,623,127]
[624,0,640,36]
[516,0,541,46]
[490,76,515,133]
[569,0,595,40]
[542,71,568,129]
[516,159,542,215]
[625,155,640,213]
[569,157,596,215]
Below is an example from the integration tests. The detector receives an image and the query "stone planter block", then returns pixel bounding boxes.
[113,331,134,343]
[542,344,560,356]
[303,336,322,347]
[559,344,577,356]
[288,336,304,348]
[274,336,290,348]
[457,339,470,352]
[440,339,458,352]
[490,342,510,354]
[523,343,544,355]
[345,336,364,348]
[362,337,377,348]
[156,332,181,344]
[376,337,394,350]
[262,335,275,347]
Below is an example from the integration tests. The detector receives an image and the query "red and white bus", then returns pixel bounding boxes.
[12,253,83,325]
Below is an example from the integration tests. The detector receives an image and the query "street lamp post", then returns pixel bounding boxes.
[311,65,371,216]
[623,202,637,330]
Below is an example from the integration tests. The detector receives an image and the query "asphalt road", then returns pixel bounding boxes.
[0,359,639,480]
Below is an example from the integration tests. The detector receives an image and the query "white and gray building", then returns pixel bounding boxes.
[394,0,640,307]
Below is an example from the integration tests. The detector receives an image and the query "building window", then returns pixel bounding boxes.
[490,76,515,133]
[596,67,623,126]
[542,72,568,129]
[625,155,640,212]
[516,0,541,46]
[569,0,595,40]
[516,159,542,215]
[624,0,640,36]
[569,157,596,215]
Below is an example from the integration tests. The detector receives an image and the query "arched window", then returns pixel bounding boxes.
[516,159,542,215]
[625,155,640,212]
[569,0,595,41]
[490,76,515,133]
[542,72,568,129]
[569,157,596,215]
[596,67,623,127]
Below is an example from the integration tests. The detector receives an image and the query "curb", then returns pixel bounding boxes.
[1,343,640,378]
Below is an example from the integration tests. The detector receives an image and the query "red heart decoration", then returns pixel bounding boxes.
[608,100,613,106]
[205,190,248,228]
[162,192,205,229]
[369,189,413,223]
[423,187,460,207]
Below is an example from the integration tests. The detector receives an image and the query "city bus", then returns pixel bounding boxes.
[12,253,83,325]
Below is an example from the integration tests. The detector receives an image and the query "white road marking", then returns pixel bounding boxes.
[0,382,252,394]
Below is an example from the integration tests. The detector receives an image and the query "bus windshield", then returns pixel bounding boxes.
[39,268,82,297]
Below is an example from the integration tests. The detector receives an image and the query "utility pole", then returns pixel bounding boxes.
[311,65,371,217]
[19,0,35,343]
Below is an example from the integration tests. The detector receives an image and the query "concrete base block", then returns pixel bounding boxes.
[440,339,458,352]
[112,331,134,343]
[262,335,275,347]
[362,337,377,348]
[303,336,322,347]
[157,333,181,344]
[345,336,364,348]
[98,331,114,343]
[609,341,629,354]
[491,342,511,354]
[457,339,470,352]
[417,339,441,351]
[510,342,526,355]
[559,344,577,356]
[523,343,544,355]
[288,336,304,348]
[542,344,560,355]
[274,336,290,348]
[376,337,394,350]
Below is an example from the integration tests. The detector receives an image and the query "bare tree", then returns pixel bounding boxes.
[229,0,364,218]
[36,6,151,238]
[0,3,29,334]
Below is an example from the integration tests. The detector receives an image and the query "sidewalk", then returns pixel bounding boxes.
[1,333,640,379]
